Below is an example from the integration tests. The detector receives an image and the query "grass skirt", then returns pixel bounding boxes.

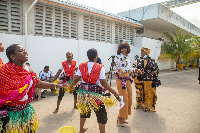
[77,88,117,115]
[0,104,39,133]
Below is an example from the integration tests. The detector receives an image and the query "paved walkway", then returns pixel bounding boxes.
[31,68,200,133]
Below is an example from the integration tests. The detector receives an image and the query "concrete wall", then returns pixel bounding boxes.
[118,3,200,35]
[0,33,121,76]
[133,36,175,69]
[158,4,200,35]
[1,33,173,76]
[119,4,159,21]
[135,27,164,40]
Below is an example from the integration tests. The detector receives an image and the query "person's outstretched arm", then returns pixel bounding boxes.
[51,69,62,82]
[69,75,81,94]
[100,79,120,102]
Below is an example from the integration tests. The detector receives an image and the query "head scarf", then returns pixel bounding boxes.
[141,47,151,55]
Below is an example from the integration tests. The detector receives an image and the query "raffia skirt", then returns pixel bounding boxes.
[0,104,39,133]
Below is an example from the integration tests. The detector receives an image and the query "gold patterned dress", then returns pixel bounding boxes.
[133,57,161,112]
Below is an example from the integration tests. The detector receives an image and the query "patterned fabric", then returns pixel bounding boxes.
[133,56,160,112]
[116,74,133,89]
[76,83,116,115]
[134,78,157,112]
[75,83,106,94]
[62,60,76,76]
[133,57,160,82]
[0,63,38,107]
[79,62,103,85]
[0,104,39,133]
[141,47,151,55]
[59,72,74,82]
[113,53,134,73]
[0,58,4,67]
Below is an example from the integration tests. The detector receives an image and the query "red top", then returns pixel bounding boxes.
[79,62,103,85]
[62,60,76,76]
[0,63,38,107]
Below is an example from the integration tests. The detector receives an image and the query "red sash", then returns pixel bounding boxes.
[0,58,4,67]
[62,60,76,76]
[79,62,103,85]
[0,63,38,107]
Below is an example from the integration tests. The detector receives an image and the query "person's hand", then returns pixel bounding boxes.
[0,41,4,52]
[118,68,125,77]
[135,68,143,75]
[115,94,121,102]
[149,71,157,76]
[56,84,67,88]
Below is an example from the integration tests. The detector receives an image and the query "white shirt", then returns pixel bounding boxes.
[39,70,54,81]
[76,62,105,85]
[113,53,135,73]
[20,65,33,101]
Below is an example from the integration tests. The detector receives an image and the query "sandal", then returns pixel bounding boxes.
[143,107,148,112]
[117,118,126,127]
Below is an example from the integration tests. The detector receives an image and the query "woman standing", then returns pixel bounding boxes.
[113,42,141,127]
[133,47,161,112]
[0,44,66,132]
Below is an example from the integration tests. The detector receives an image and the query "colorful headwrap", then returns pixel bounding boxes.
[0,63,38,107]
[141,47,151,55]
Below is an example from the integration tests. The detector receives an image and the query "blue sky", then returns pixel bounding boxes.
[70,0,200,28]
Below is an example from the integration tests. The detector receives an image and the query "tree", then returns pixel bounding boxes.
[190,36,200,65]
[158,28,193,69]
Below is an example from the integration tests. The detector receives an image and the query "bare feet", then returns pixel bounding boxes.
[53,108,59,114]
[79,127,88,133]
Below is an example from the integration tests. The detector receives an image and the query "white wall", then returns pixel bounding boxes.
[158,60,176,70]
[133,36,176,70]
[0,34,120,75]
[0,33,25,63]
[0,33,174,78]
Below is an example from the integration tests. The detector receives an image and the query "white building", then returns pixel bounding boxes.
[118,3,200,70]
[0,0,199,74]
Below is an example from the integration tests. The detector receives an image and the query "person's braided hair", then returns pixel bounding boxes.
[6,44,20,63]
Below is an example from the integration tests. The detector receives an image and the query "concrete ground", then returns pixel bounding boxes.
[31,68,200,133]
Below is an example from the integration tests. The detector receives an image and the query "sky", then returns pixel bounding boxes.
[69,0,200,28]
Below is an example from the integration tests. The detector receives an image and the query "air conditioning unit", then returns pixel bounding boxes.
[120,39,131,44]
[136,27,144,34]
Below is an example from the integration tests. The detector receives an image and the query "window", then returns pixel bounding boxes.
[35,3,78,39]
[0,0,22,34]
[83,15,111,43]
[115,22,134,44]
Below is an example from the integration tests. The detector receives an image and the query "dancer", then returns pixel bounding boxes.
[52,51,78,114]
[0,44,66,132]
[113,42,142,127]
[69,48,120,133]
[0,41,4,67]
[133,47,161,112]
